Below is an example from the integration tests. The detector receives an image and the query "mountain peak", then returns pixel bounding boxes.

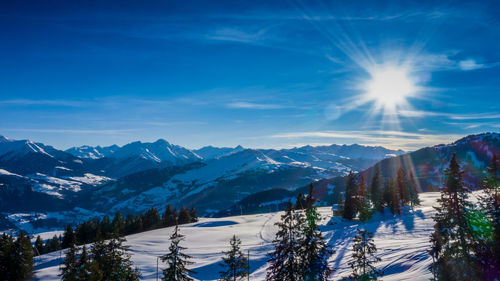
[0,135,10,142]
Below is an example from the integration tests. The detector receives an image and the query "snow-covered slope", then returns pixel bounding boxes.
[33,192,441,281]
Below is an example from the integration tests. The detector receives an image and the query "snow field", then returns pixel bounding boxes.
[33,192,441,281]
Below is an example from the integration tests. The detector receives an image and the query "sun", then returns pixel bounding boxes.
[364,65,416,109]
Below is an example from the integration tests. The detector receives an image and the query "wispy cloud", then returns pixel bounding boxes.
[268,130,464,150]
[458,59,485,71]
[398,109,500,120]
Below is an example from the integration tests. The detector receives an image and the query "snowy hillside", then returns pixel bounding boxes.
[33,192,442,281]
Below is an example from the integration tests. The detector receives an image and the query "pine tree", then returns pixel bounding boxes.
[301,204,334,280]
[178,207,192,225]
[358,176,373,222]
[77,245,102,281]
[430,153,480,280]
[266,202,305,281]
[344,229,382,281]
[161,225,195,281]
[370,167,383,213]
[219,235,248,281]
[407,171,420,207]
[62,224,77,249]
[34,235,44,256]
[383,179,400,214]
[14,232,34,281]
[91,237,141,281]
[163,205,176,226]
[343,171,357,220]
[396,168,410,205]
[478,154,500,277]
[60,244,79,281]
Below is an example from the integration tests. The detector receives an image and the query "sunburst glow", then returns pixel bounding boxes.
[364,65,416,109]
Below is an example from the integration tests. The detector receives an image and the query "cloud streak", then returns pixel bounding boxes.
[269,130,464,150]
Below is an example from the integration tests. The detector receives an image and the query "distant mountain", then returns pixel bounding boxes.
[67,139,201,163]
[193,145,245,159]
[0,134,411,232]
[65,144,119,159]
[219,132,500,217]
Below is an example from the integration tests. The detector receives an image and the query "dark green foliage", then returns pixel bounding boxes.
[344,229,382,281]
[407,171,420,206]
[383,179,400,214]
[430,153,481,280]
[91,237,141,281]
[0,232,34,281]
[343,171,357,220]
[178,207,192,225]
[301,204,334,280]
[219,235,248,281]
[161,225,195,281]
[357,176,373,222]
[477,154,500,278]
[47,205,199,256]
[61,237,139,281]
[62,224,77,249]
[60,245,102,281]
[266,202,305,281]
[396,168,410,205]
[34,235,44,256]
[45,235,62,253]
[370,167,383,213]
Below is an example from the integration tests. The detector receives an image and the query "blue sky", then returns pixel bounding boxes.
[1,0,499,150]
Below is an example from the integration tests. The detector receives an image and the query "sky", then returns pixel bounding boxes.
[1,0,499,151]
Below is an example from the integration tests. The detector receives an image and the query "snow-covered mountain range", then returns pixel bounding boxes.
[2,132,498,234]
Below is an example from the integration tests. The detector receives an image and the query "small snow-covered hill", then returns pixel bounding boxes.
[33,192,441,281]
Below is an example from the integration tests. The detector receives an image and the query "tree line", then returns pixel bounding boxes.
[339,166,420,221]
[33,205,198,256]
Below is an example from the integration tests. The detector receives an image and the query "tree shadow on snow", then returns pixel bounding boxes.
[191,254,268,280]
[192,220,238,227]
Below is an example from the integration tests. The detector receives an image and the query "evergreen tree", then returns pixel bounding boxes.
[357,176,373,222]
[301,204,334,280]
[163,205,176,226]
[370,167,383,213]
[34,235,44,256]
[478,154,500,277]
[407,171,420,207]
[60,244,79,281]
[14,232,34,281]
[396,168,410,205]
[62,224,77,249]
[161,225,195,281]
[266,202,305,281]
[343,171,357,220]
[111,212,126,236]
[219,235,248,281]
[91,237,141,281]
[430,153,480,280]
[178,207,192,225]
[77,245,103,281]
[383,179,400,214]
[344,229,382,281]
[334,192,345,217]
